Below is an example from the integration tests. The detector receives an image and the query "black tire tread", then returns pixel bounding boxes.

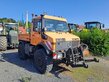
[18,41,27,60]
[34,49,53,74]
[0,36,7,51]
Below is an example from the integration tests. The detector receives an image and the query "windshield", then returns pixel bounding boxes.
[44,19,68,32]
[87,23,101,29]
[5,24,18,28]
[69,24,77,30]
[5,24,18,31]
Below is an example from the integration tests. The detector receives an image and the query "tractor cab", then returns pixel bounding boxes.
[68,23,84,32]
[0,23,3,34]
[68,23,78,32]
[5,23,18,32]
[85,21,104,29]
[4,23,19,48]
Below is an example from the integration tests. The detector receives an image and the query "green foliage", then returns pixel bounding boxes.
[74,28,109,56]
[73,29,91,44]
[18,21,32,27]
[0,18,32,28]
[18,21,24,27]
[0,18,16,23]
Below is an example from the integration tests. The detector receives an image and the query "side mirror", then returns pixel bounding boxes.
[102,24,105,28]
[41,33,48,40]
[68,25,71,33]
[41,28,48,40]
[69,29,71,33]
[38,28,41,32]
[35,28,41,33]
[42,28,45,32]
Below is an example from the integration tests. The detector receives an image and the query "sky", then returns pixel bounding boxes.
[0,0,109,27]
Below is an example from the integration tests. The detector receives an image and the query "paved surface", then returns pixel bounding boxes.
[0,49,73,82]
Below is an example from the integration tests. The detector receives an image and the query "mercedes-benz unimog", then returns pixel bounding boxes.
[18,14,88,74]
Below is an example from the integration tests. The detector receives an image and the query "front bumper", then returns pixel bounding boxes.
[53,43,88,60]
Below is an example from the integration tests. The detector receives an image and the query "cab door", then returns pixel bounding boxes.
[30,20,42,45]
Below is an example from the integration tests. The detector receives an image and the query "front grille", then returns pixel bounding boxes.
[56,41,72,51]
[56,40,80,51]
[72,40,80,48]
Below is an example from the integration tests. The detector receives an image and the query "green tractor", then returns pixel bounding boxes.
[68,23,84,32]
[0,23,19,51]
[0,23,7,50]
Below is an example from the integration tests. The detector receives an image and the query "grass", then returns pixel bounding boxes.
[62,61,109,82]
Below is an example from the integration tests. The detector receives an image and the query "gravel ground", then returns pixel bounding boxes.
[102,56,109,60]
[1,49,109,82]
[0,49,73,82]
[61,56,109,82]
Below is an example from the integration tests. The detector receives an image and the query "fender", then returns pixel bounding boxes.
[34,42,52,55]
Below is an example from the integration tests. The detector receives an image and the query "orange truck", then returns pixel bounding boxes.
[18,14,88,74]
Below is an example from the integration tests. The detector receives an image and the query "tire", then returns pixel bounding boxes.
[18,41,27,60]
[0,36,7,51]
[34,49,53,74]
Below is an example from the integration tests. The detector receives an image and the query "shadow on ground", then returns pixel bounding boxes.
[0,50,86,78]
[1,51,38,73]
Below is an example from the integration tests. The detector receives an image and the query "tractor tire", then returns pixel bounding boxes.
[18,41,27,60]
[34,49,53,74]
[0,36,7,51]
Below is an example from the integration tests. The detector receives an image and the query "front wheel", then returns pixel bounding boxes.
[18,41,27,60]
[34,49,53,74]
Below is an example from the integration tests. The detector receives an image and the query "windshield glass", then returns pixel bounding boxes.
[5,24,18,31]
[70,24,77,30]
[5,24,18,28]
[44,19,68,32]
[87,23,101,29]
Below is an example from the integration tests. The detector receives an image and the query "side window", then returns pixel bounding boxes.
[33,20,41,31]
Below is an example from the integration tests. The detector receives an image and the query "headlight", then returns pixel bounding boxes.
[56,38,65,42]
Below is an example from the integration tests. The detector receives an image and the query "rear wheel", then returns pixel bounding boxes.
[18,41,27,60]
[34,49,53,74]
[0,36,7,51]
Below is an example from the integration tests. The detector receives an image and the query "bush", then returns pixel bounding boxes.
[73,29,91,44]
[73,28,109,56]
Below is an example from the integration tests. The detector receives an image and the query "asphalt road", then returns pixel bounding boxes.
[0,49,73,82]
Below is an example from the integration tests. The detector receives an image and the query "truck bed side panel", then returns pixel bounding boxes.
[19,34,30,42]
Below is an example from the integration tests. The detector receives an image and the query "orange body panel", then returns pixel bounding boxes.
[19,31,43,46]
[30,32,42,45]
[18,27,27,34]
[19,34,30,42]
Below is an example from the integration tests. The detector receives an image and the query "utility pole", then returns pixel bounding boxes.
[25,11,29,33]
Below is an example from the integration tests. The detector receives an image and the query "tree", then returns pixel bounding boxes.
[0,18,16,23]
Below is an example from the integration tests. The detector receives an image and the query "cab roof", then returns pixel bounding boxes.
[33,15,67,22]
[85,21,101,24]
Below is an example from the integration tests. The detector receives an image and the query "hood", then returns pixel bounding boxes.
[45,32,80,43]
